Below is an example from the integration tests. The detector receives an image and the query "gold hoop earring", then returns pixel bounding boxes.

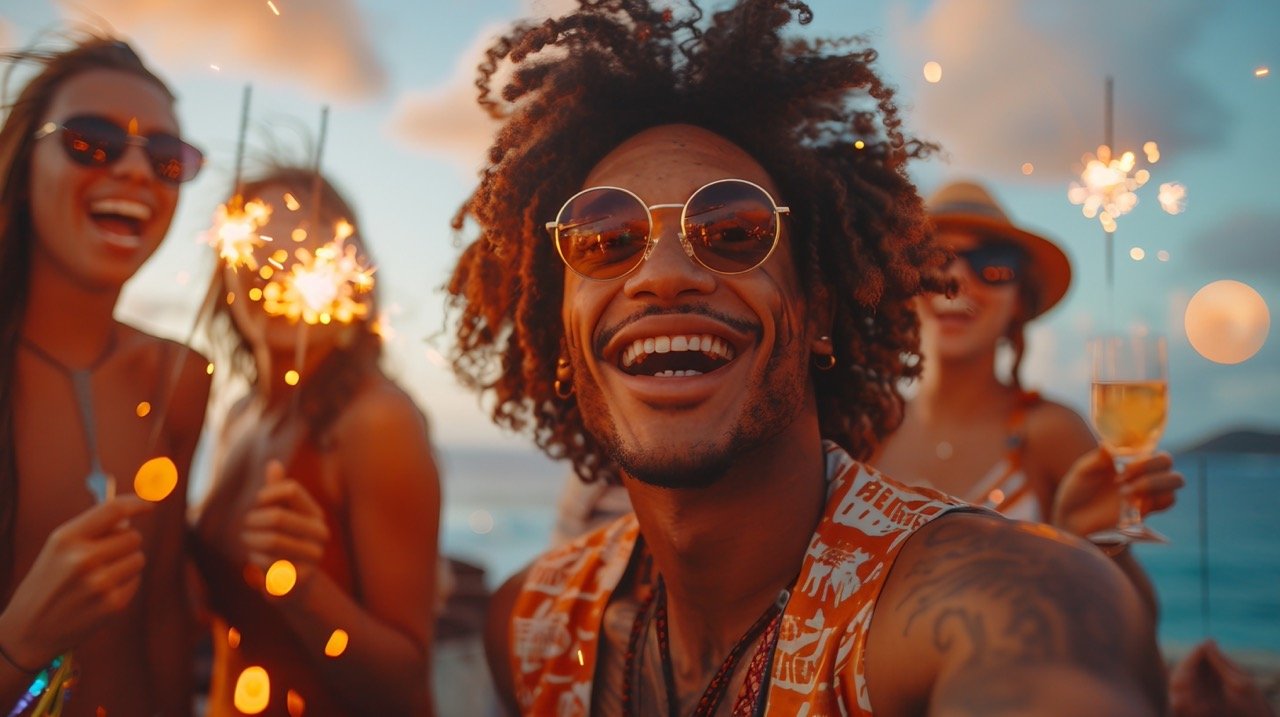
[554,356,574,399]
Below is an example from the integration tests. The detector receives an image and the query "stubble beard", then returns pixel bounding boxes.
[574,346,808,490]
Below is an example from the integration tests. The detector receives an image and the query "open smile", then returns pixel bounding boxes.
[619,332,737,377]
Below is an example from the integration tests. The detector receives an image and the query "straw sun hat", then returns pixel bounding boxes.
[926,180,1072,319]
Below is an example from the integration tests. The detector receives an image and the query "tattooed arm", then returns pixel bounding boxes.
[866,512,1166,716]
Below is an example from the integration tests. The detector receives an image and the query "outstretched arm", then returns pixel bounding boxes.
[867,511,1167,716]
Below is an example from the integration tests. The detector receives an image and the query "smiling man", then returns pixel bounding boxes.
[446,1,1166,715]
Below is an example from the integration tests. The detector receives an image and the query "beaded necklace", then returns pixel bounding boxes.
[621,576,789,717]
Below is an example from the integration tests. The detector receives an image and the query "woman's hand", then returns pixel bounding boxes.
[0,497,154,671]
[1052,447,1184,539]
[242,460,330,600]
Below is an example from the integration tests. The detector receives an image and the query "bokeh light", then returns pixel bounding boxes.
[265,559,298,596]
[287,689,306,716]
[1021,162,1034,175]
[1157,250,1170,262]
[923,61,943,83]
[228,627,241,648]
[134,456,179,502]
[468,509,494,535]
[1129,247,1146,261]
[233,666,271,714]
[1184,280,1271,364]
[324,629,349,657]
[285,370,301,386]
[1256,66,1270,78]
[206,362,215,375]
[1158,182,1187,214]
[853,140,865,150]
[135,401,151,418]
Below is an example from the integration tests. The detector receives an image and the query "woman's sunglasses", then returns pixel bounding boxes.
[950,243,1027,286]
[34,114,205,184]
[547,178,790,280]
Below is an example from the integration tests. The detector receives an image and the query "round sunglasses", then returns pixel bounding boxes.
[34,113,205,184]
[949,243,1027,286]
[547,178,790,280]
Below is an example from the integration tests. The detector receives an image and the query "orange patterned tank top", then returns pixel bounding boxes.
[508,441,966,715]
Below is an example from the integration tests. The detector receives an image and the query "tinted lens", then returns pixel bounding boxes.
[958,244,1025,285]
[60,115,126,167]
[145,132,204,183]
[683,180,779,273]
[554,187,651,280]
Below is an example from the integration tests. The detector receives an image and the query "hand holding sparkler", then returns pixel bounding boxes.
[242,460,330,601]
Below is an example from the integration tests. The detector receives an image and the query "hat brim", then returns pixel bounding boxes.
[931,214,1072,319]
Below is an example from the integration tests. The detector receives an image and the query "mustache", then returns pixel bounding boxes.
[594,303,760,356]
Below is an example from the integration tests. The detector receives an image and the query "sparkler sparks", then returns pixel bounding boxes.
[1256,66,1270,78]
[261,225,376,326]
[1067,145,1148,232]
[205,198,273,270]
[1157,182,1187,214]
[267,0,281,16]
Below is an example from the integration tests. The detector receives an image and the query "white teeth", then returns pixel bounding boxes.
[619,333,737,370]
[89,198,152,221]
[653,369,705,378]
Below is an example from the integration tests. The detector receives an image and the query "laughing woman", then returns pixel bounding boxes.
[0,38,210,714]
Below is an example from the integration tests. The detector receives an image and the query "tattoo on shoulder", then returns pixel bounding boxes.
[894,517,1126,671]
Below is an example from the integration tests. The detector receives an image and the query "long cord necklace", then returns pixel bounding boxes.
[11,333,119,716]
[20,331,119,503]
[621,576,789,717]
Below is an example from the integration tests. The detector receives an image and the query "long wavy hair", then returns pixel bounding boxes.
[0,37,175,592]
[447,0,948,483]
[202,166,383,444]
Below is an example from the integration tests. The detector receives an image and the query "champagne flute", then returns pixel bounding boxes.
[1088,333,1170,544]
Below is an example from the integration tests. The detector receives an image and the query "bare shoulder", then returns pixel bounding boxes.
[330,374,438,502]
[868,511,1165,715]
[1023,397,1096,483]
[115,324,211,438]
[335,374,429,438]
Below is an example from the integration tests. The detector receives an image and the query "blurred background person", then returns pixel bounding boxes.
[0,37,209,714]
[873,179,1184,611]
[191,166,439,715]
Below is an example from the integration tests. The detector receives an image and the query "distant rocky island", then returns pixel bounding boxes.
[1176,428,1280,455]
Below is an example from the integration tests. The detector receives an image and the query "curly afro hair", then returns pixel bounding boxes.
[447,0,948,484]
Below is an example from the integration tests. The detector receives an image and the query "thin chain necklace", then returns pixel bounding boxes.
[20,331,119,503]
[622,576,789,717]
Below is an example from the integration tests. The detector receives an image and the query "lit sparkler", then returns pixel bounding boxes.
[1066,144,1147,233]
[204,198,274,270]
[260,221,376,326]
[1157,182,1187,215]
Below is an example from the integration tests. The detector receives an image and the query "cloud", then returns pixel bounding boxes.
[889,0,1230,180]
[53,0,386,100]
[1184,211,1280,285]
[385,0,579,170]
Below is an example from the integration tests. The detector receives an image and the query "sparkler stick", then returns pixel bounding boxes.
[1104,76,1115,315]
[288,105,330,405]
[146,84,254,456]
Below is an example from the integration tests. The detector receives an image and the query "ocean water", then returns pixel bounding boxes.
[438,447,1280,654]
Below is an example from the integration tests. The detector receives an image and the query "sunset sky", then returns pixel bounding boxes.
[4,0,1277,453]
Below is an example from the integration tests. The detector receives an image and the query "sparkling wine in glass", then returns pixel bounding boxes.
[1089,334,1170,544]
